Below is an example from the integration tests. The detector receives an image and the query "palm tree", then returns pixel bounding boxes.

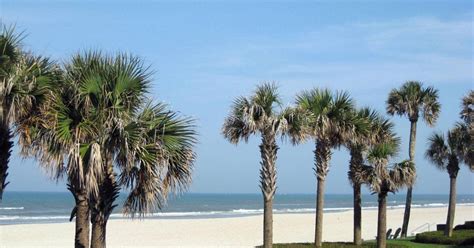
[366,132,416,248]
[386,81,440,237]
[23,52,106,248]
[222,83,288,248]
[344,107,386,245]
[25,51,197,248]
[295,89,356,247]
[426,124,471,237]
[58,53,196,248]
[0,25,59,200]
[80,53,151,248]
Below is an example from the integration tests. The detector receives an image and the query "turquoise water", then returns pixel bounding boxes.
[0,192,472,225]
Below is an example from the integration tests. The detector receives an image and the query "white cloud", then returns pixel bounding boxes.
[192,15,473,91]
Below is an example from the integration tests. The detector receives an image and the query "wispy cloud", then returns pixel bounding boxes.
[192,15,473,91]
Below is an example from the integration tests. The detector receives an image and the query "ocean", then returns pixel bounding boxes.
[0,192,472,225]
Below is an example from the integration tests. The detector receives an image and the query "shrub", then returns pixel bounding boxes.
[261,242,408,248]
[414,230,474,245]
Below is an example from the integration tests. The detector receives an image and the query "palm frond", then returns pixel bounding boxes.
[460,90,473,126]
[252,82,281,117]
[119,101,197,216]
[451,123,473,171]
[280,106,310,145]
[388,160,416,192]
[295,88,356,147]
[420,86,441,126]
[425,132,448,170]
[222,83,285,144]
[0,24,24,77]
[386,81,440,125]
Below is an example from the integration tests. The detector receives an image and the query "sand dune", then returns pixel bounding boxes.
[0,205,472,247]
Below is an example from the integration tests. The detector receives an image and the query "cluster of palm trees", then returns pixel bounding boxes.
[1,26,197,248]
[222,83,472,248]
[426,91,473,237]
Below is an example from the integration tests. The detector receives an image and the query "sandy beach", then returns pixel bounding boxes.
[0,205,472,247]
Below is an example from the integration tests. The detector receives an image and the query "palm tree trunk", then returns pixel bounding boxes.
[263,196,273,248]
[0,125,13,200]
[90,157,119,248]
[402,120,417,237]
[314,140,331,248]
[445,175,457,237]
[91,218,106,248]
[315,178,325,248]
[74,191,90,248]
[353,183,362,246]
[349,148,364,245]
[259,132,278,248]
[377,192,387,248]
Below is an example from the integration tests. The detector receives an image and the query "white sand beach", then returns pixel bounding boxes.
[1,205,472,247]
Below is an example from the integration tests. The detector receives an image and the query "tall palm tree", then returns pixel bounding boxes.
[366,132,416,248]
[426,124,471,237]
[222,83,288,248]
[0,25,59,200]
[386,81,440,237]
[345,107,389,245]
[295,89,356,248]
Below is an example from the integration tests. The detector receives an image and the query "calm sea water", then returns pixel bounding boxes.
[0,192,472,225]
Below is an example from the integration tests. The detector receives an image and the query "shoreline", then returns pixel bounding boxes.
[0,205,473,247]
[2,203,473,226]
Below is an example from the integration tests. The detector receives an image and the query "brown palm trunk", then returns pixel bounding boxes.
[353,183,362,246]
[315,178,325,248]
[445,176,457,237]
[314,140,331,247]
[402,120,417,237]
[90,153,119,248]
[0,125,13,200]
[74,192,90,248]
[349,148,364,246]
[91,218,106,248]
[377,192,387,248]
[259,132,277,248]
[314,141,331,248]
[263,196,273,248]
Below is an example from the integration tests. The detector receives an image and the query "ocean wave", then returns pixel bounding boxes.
[0,207,24,210]
[0,215,69,220]
[232,209,263,214]
[110,211,228,218]
[1,203,472,222]
[151,211,226,217]
[458,203,474,206]
[423,203,446,207]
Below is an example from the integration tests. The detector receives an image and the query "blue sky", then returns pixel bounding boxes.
[1,0,473,194]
